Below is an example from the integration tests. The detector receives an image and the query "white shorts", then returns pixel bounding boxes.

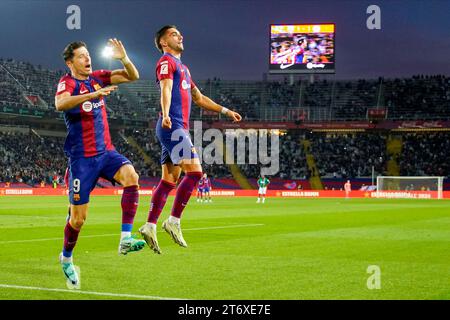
[258,187,267,195]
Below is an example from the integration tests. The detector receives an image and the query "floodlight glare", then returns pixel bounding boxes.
[102,46,113,58]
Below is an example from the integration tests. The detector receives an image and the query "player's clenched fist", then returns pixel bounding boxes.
[226,110,242,123]
[162,116,172,129]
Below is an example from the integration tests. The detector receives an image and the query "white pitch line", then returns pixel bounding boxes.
[0,223,265,244]
[183,223,264,231]
[0,284,186,300]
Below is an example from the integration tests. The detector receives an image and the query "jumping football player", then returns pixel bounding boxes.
[55,39,144,287]
[139,25,242,254]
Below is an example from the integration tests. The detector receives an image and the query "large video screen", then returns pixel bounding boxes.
[269,24,335,74]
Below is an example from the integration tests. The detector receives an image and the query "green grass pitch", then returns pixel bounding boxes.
[0,195,449,300]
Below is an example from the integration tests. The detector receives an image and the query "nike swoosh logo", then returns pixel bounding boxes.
[80,89,89,94]
[279,63,294,70]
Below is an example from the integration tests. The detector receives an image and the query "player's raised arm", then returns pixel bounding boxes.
[108,38,140,84]
[191,86,242,122]
[159,78,173,129]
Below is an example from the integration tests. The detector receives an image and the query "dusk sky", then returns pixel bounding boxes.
[1,0,449,80]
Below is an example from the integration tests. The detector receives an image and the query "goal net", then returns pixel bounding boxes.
[376,176,444,199]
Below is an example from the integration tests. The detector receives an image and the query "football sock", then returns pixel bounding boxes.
[171,172,202,219]
[63,222,80,259]
[121,185,139,238]
[148,180,176,223]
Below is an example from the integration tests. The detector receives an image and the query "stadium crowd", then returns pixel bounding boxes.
[2,129,449,187]
[0,58,132,119]
[0,131,153,186]
[399,132,450,178]
[384,75,450,120]
[310,132,387,178]
[0,60,30,110]
[0,131,66,186]
[0,58,64,109]
[237,130,308,180]
[333,79,379,120]
[1,58,449,188]
[2,58,450,122]
[214,88,259,120]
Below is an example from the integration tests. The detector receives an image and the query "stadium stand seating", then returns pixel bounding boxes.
[309,132,387,179]
[1,59,449,189]
[0,131,66,186]
[399,132,450,177]
[2,58,449,121]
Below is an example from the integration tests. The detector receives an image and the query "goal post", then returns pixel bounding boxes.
[376,176,444,199]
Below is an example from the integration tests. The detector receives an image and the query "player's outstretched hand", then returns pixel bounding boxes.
[227,110,242,122]
[162,116,172,129]
[95,85,118,98]
[108,38,127,60]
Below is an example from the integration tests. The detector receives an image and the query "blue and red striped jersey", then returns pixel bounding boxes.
[55,70,115,158]
[155,53,196,129]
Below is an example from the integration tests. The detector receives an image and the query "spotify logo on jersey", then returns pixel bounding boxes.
[82,100,104,112]
[182,80,191,90]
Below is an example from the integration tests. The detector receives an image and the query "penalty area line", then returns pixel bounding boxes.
[0,283,187,300]
[0,223,265,244]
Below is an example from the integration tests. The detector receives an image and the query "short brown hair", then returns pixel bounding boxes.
[62,41,87,61]
[155,25,177,53]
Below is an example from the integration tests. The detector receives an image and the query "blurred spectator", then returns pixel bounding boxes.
[310,132,387,178]
[399,132,450,178]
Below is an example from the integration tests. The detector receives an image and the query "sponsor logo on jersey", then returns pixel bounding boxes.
[160,61,169,75]
[182,79,191,90]
[82,99,104,112]
[57,81,66,93]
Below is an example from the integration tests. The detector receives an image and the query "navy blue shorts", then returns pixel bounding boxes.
[67,150,131,205]
[156,118,198,165]
[203,187,210,193]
